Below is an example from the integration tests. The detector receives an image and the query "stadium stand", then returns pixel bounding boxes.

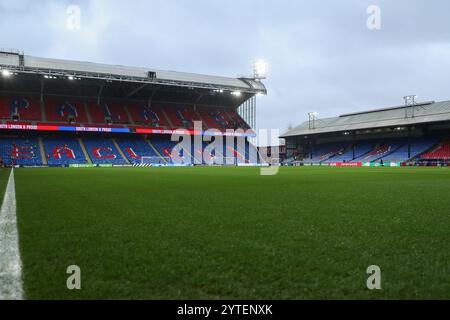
[44,137,88,166]
[0,137,42,166]
[353,141,402,162]
[150,138,192,164]
[0,95,42,121]
[126,103,169,127]
[197,107,230,130]
[116,138,160,164]
[45,98,89,123]
[380,138,437,162]
[227,109,250,130]
[281,99,450,166]
[83,138,127,165]
[87,101,130,124]
[304,143,349,163]
[421,140,450,160]
[0,52,264,167]
[162,104,203,129]
[0,94,251,132]
[190,141,206,164]
[321,142,367,163]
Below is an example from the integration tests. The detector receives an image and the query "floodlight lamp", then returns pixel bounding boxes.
[253,59,267,79]
[231,91,242,97]
[2,69,12,77]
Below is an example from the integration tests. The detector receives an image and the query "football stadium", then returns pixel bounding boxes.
[0,49,449,301]
[1,1,450,306]
[281,98,450,167]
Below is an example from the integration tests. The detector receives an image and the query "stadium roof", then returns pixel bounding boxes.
[0,50,266,94]
[280,100,450,138]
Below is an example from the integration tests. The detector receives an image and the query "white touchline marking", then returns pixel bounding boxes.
[0,169,24,300]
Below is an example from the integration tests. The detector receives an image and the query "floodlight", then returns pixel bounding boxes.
[403,94,418,106]
[253,59,267,80]
[253,59,267,79]
[231,91,242,97]
[2,69,12,77]
[68,75,74,80]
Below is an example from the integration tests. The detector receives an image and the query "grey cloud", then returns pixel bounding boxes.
[1,0,449,134]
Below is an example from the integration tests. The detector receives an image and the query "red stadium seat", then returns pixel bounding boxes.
[127,103,169,127]
[198,106,232,130]
[45,98,88,123]
[87,100,130,124]
[162,104,202,128]
[0,95,42,121]
[226,109,250,130]
[421,141,450,160]
[162,104,185,128]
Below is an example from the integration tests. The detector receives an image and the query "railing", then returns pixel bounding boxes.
[0,48,23,55]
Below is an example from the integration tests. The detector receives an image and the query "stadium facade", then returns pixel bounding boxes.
[281,100,450,166]
[0,50,266,167]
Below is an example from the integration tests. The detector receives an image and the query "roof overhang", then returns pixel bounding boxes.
[0,51,266,95]
[0,50,266,107]
[281,100,450,139]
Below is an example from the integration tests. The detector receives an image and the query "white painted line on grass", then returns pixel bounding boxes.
[0,169,24,300]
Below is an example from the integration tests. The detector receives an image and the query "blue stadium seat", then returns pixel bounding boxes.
[0,137,43,166]
[305,143,349,163]
[116,138,160,165]
[43,137,87,166]
[381,138,437,162]
[83,138,127,165]
[151,138,191,165]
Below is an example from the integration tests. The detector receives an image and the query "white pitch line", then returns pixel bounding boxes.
[0,169,24,300]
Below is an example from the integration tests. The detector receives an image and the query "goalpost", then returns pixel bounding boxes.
[259,157,280,167]
[269,158,281,166]
[140,156,170,166]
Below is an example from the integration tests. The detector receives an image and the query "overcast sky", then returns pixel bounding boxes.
[1,0,450,133]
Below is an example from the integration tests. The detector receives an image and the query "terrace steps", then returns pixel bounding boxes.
[38,137,48,165]
[78,138,93,164]
[124,105,134,125]
[160,107,174,128]
[40,99,46,122]
[146,139,168,163]
[84,101,93,124]
[112,139,130,164]
[194,108,208,129]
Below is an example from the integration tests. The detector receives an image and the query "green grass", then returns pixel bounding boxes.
[0,168,11,203]
[12,166,450,299]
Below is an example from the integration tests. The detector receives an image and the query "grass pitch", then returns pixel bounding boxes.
[10,166,450,299]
